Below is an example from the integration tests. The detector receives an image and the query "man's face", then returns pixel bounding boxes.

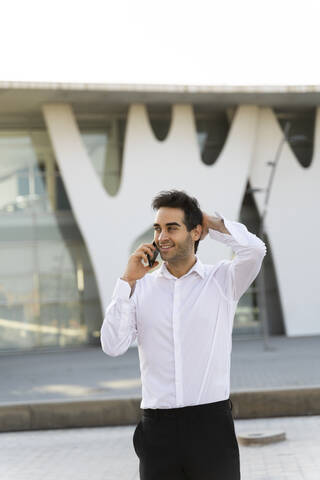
[153,207,196,263]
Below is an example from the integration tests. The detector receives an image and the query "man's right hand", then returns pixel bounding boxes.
[121,243,159,287]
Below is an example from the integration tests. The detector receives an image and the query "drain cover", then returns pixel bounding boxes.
[237,431,286,445]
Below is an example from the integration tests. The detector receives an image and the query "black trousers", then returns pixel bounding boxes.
[133,398,241,479]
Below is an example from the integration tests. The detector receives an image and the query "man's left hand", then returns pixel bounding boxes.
[200,212,230,239]
[200,212,210,240]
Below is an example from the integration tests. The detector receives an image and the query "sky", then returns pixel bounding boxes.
[1,0,320,86]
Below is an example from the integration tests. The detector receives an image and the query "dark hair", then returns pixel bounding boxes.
[151,189,203,253]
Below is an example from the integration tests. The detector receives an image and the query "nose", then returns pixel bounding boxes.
[158,231,169,243]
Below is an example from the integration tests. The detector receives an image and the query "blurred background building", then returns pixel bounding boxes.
[0,81,318,353]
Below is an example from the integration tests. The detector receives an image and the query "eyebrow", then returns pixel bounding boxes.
[153,222,182,228]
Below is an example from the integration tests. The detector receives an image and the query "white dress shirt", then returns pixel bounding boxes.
[100,212,267,409]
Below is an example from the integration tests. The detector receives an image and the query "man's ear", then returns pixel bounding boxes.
[192,225,202,241]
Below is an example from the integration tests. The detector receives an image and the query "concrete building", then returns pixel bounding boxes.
[0,81,318,353]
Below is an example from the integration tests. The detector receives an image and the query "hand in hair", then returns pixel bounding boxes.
[200,212,230,239]
[200,212,210,240]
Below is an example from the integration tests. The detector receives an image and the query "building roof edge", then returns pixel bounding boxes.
[1,80,320,94]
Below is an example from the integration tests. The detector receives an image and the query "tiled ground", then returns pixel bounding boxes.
[1,415,319,480]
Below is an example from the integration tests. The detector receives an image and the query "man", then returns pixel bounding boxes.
[100,189,266,480]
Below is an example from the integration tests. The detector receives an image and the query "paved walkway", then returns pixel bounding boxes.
[1,336,320,479]
[0,335,319,405]
[1,415,319,479]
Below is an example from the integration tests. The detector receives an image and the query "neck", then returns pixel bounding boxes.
[165,255,197,278]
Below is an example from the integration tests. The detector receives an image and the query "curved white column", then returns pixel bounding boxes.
[122,103,259,266]
[43,103,258,316]
[250,107,320,335]
[43,104,128,313]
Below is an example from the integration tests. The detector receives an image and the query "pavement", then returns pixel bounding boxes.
[1,415,320,480]
[0,335,320,432]
[1,335,320,479]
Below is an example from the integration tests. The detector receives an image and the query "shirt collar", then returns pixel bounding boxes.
[155,255,205,280]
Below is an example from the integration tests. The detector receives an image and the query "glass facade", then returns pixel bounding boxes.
[145,105,172,142]
[0,108,266,353]
[232,180,285,337]
[81,118,126,196]
[274,108,315,168]
[0,131,101,352]
[195,113,230,166]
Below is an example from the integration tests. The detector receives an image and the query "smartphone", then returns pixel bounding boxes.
[146,241,160,267]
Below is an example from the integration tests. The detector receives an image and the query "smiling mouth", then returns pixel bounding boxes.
[160,245,173,251]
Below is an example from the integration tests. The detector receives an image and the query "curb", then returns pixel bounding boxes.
[1,387,320,433]
[231,387,320,419]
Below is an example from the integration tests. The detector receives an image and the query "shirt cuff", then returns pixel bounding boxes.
[112,278,133,300]
[208,211,249,246]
